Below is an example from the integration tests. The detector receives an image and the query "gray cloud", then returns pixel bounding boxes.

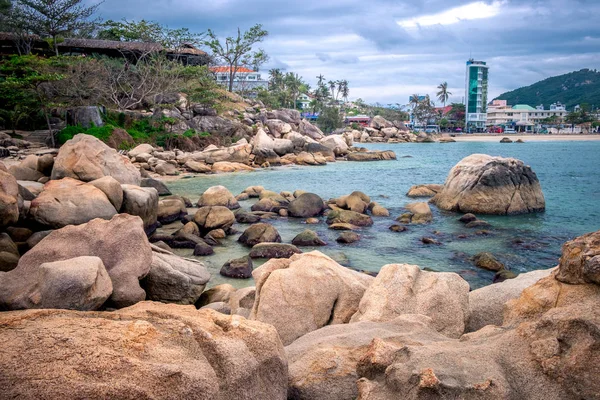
[93,0,600,104]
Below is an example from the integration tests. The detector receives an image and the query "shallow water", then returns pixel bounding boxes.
[166,141,600,290]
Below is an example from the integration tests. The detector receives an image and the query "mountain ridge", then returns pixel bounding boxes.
[495,69,600,110]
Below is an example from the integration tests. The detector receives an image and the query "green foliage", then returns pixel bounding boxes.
[11,0,103,55]
[496,69,600,110]
[58,124,114,144]
[97,19,204,50]
[317,106,343,133]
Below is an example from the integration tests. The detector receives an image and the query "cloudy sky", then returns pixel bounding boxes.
[96,0,600,106]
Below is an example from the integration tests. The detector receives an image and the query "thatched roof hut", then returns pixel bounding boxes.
[0,33,209,65]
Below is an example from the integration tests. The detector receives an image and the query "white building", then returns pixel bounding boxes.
[210,66,268,93]
[465,59,489,132]
[487,99,568,127]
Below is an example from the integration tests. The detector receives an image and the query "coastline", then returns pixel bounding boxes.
[449,134,600,142]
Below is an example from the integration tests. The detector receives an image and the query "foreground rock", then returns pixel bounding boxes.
[287,315,447,400]
[288,192,325,218]
[431,154,545,215]
[467,268,554,332]
[0,214,152,309]
[0,302,288,399]
[555,229,600,284]
[51,134,141,185]
[350,264,470,338]
[250,251,373,345]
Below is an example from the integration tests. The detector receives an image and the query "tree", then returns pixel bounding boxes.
[436,82,451,107]
[412,95,436,126]
[14,0,103,56]
[317,105,343,133]
[97,19,204,53]
[340,80,349,102]
[203,24,269,92]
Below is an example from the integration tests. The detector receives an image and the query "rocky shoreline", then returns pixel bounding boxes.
[1,130,598,400]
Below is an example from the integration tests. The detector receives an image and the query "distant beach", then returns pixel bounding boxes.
[449,134,600,142]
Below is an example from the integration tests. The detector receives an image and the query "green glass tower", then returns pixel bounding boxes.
[465,59,489,132]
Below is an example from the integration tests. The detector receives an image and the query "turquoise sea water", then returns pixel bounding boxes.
[167,141,600,289]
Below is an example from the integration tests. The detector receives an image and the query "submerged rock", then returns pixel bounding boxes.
[249,243,301,259]
[220,256,253,279]
[291,229,327,246]
[473,252,505,272]
[238,223,281,247]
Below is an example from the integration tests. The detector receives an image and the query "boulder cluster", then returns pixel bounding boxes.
[2,231,599,399]
[125,109,398,177]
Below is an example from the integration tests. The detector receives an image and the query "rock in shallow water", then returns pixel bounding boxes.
[431,154,545,215]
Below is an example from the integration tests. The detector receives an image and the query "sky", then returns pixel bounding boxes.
[94,0,600,106]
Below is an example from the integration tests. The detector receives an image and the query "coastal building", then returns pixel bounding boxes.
[296,93,312,110]
[487,99,568,127]
[465,59,489,132]
[209,66,268,93]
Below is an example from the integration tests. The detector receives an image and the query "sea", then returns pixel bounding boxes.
[166,140,600,290]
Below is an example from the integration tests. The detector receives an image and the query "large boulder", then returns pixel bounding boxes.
[238,223,281,247]
[431,154,545,215]
[52,134,141,185]
[197,185,239,209]
[0,214,152,309]
[0,168,20,228]
[287,315,447,400]
[288,192,325,218]
[193,206,235,235]
[350,264,470,338]
[142,245,210,304]
[250,251,373,345]
[467,268,555,332]
[29,178,118,229]
[0,302,288,399]
[120,185,159,232]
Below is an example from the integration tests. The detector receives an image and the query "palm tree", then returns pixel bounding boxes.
[341,80,349,102]
[436,82,452,107]
[316,74,325,87]
[410,94,421,110]
[328,80,336,99]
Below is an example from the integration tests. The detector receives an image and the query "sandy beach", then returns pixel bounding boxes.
[449,134,600,142]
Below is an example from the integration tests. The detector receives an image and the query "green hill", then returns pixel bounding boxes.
[495,69,600,110]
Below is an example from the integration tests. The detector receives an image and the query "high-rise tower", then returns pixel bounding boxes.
[465,59,489,132]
